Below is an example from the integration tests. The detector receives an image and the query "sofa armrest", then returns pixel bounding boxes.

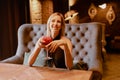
[0,55,23,64]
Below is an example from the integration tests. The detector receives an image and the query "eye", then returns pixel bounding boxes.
[57,20,62,23]
[51,19,55,22]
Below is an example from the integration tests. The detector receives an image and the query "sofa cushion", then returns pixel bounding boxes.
[23,48,47,67]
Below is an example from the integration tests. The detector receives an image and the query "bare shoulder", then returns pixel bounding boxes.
[61,36,72,45]
[61,36,72,53]
[61,36,70,41]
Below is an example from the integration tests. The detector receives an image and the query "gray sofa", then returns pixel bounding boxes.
[1,22,106,80]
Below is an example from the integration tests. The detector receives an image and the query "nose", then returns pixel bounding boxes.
[53,21,57,25]
[53,22,58,27]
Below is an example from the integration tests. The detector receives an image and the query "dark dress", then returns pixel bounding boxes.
[46,34,66,68]
[47,47,66,68]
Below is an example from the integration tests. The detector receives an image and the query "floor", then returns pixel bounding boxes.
[102,52,120,80]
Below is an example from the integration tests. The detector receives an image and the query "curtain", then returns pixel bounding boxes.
[0,0,30,60]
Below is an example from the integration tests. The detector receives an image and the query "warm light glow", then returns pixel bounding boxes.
[69,0,77,6]
[99,3,107,9]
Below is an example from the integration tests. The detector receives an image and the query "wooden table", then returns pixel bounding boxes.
[0,63,93,80]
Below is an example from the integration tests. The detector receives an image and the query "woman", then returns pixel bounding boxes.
[28,12,73,69]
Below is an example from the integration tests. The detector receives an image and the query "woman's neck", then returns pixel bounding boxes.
[51,32,60,40]
[51,31,59,39]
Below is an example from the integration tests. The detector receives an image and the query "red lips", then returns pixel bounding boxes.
[41,36,53,45]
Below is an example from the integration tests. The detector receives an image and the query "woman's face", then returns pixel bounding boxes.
[49,15,62,39]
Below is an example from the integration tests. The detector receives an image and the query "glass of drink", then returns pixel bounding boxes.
[41,36,53,61]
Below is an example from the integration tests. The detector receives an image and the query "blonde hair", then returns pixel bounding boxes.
[46,12,65,37]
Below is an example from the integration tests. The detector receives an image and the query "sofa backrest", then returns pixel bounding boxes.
[65,23,104,74]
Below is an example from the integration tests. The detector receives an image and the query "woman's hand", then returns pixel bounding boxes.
[36,37,45,48]
[36,36,52,48]
[46,40,66,53]
[40,36,52,45]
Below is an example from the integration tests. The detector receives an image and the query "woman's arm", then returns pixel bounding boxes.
[28,38,45,66]
[61,37,73,69]
[46,36,73,69]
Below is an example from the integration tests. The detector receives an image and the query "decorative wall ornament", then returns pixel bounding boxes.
[88,3,97,20]
[65,10,78,21]
[64,10,79,23]
[106,6,115,25]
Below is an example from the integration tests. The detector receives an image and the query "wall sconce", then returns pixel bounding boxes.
[99,3,107,9]
[69,0,77,6]
[88,3,97,20]
[106,5,115,25]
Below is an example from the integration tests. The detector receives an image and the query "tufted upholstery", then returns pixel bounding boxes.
[1,22,105,79]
